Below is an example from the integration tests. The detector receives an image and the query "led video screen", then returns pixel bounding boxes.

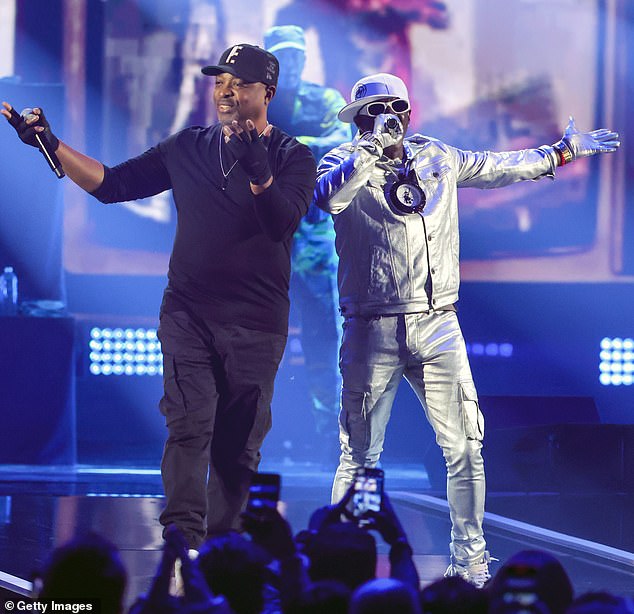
[7,0,628,283]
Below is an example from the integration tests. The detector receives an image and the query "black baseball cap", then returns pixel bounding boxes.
[202,43,279,86]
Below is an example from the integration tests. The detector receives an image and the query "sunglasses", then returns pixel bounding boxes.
[358,98,410,117]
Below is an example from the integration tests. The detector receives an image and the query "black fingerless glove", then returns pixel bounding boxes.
[7,107,59,152]
[224,126,272,185]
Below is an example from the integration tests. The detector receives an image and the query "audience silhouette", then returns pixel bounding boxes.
[420,575,488,614]
[35,533,127,614]
[27,476,634,613]
[487,549,574,614]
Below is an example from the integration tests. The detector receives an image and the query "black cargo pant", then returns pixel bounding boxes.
[157,309,287,548]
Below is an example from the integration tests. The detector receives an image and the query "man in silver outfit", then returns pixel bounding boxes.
[313,72,619,587]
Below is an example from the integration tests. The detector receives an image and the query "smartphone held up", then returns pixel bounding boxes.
[350,467,384,525]
[247,472,281,511]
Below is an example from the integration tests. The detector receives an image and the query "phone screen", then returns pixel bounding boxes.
[352,467,384,520]
[248,472,281,510]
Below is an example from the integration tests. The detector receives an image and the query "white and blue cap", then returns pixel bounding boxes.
[338,72,410,123]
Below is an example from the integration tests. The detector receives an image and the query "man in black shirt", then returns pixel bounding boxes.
[2,43,316,549]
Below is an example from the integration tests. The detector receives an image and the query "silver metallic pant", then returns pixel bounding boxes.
[331,310,486,563]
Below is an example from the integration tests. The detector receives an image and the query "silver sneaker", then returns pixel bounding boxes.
[444,551,497,589]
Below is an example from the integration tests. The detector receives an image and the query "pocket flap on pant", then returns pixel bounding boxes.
[458,381,484,440]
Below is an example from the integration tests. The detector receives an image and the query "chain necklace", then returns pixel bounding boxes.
[218,123,271,190]
[218,134,239,191]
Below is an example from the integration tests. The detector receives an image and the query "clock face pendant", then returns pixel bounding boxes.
[387,176,426,215]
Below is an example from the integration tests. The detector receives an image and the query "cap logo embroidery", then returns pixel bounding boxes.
[226,45,243,64]
[354,84,367,100]
[266,60,277,80]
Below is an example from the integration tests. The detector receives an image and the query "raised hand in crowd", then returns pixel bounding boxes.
[129,525,229,614]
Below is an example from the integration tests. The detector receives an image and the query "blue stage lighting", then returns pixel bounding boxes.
[86,493,164,498]
[466,341,513,358]
[599,337,634,386]
[88,326,163,376]
[499,343,513,357]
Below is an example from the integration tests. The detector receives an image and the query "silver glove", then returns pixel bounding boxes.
[552,116,620,165]
[360,113,404,154]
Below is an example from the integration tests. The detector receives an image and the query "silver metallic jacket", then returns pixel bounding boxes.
[314,134,558,316]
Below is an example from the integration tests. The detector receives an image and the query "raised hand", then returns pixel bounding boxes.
[241,503,296,560]
[222,119,272,185]
[1,102,59,151]
[553,116,619,165]
[362,491,408,546]
[306,481,356,533]
[360,113,404,154]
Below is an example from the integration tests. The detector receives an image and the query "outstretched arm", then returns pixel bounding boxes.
[1,102,105,192]
[3,101,173,204]
[456,117,620,189]
[53,141,105,192]
[550,116,619,166]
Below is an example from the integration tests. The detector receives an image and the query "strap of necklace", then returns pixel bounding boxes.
[218,134,239,191]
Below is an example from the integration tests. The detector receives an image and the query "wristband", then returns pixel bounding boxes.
[553,140,574,166]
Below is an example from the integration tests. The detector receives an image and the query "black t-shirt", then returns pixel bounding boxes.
[91,123,316,334]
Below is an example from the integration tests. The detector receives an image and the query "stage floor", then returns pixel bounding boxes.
[0,462,633,608]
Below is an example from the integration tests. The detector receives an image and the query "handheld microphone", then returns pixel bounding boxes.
[17,108,65,179]
[385,117,399,131]
[384,115,402,140]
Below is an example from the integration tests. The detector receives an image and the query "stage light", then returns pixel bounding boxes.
[466,341,513,358]
[599,337,634,386]
[88,326,163,376]
[471,343,484,355]
[86,493,164,498]
[499,343,513,357]
[485,343,499,356]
